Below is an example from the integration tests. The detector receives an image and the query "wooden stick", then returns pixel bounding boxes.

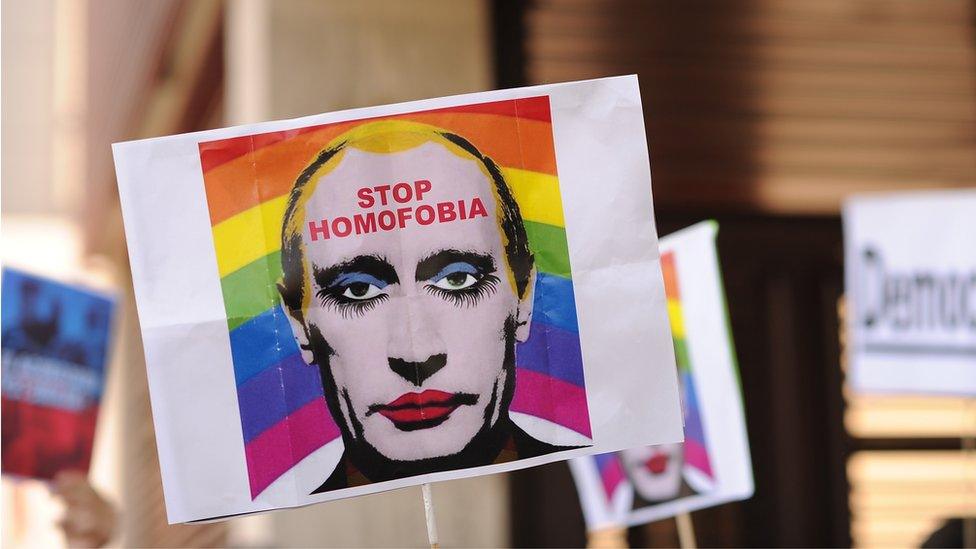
[964,399,976,549]
[675,512,697,549]
[421,483,439,549]
[586,526,629,548]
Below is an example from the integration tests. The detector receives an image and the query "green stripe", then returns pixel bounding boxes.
[220,222,572,327]
[524,220,570,278]
[672,337,690,372]
[222,251,283,331]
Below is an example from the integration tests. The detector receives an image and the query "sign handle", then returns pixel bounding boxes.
[585,526,629,548]
[421,483,439,549]
[675,512,697,549]
[964,398,976,549]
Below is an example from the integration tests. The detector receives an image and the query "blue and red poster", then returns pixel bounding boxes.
[1,268,114,480]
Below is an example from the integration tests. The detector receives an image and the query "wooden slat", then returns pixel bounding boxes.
[524,0,976,214]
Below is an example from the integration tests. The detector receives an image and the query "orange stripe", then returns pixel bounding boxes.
[661,251,680,299]
[202,113,557,225]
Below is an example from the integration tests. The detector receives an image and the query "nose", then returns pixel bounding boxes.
[386,294,447,386]
[388,354,447,386]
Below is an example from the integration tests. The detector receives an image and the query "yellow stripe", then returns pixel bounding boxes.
[212,168,565,277]
[667,299,685,339]
[501,168,565,228]
[212,195,287,277]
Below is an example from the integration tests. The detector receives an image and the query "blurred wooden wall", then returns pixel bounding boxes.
[86,1,226,546]
[499,1,976,547]
[511,0,976,216]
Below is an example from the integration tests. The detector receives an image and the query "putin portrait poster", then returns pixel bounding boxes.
[569,222,753,530]
[113,75,684,523]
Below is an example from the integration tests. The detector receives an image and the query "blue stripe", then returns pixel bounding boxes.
[682,371,707,443]
[230,307,299,385]
[237,352,324,442]
[534,271,579,333]
[516,321,584,387]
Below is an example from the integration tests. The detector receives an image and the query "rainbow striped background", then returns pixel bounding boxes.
[596,250,714,501]
[197,97,591,498]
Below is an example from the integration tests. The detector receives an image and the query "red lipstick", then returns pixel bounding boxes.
[645,452,670,475]
[372,390,476,431]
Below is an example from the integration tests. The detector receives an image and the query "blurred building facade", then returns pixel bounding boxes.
[2,1,974,547]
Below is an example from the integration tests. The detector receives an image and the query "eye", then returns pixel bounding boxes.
[424,260,499,307]
[341,282,385,300]
[431,271,478,291]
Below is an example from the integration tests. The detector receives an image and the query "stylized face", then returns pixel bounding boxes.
[287,141,533,462]
[620,442,684,502]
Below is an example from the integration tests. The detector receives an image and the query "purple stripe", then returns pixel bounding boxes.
[516,321,585,387]
[237,353,325,442]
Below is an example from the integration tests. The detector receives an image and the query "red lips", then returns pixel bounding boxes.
[377,390,460,425]
[645,452,670,475]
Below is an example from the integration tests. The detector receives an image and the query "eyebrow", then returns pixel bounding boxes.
[415,249,496,282]
[313,255,399,288]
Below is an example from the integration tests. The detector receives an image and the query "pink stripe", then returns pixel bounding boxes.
[245,399,340,498]
[511,368,592,438]
[683,439,714,479]
[601,458,625,501]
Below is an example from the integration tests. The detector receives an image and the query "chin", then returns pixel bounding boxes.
[632,472,683,501]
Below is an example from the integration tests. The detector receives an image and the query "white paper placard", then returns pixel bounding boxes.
[113,75,683,523]
[844,190,976,396]
[570,221,754,530]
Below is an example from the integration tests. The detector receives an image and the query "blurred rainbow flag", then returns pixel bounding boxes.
[662,251,714,482]
[198,97,591,498]
[596,251,714,501]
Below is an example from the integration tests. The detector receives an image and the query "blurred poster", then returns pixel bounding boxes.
[570,221,753,530]
[844,190,976,396]
[1,268,115,480]
[113,75,685,523]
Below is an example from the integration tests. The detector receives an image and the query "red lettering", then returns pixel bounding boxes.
[354,212,376,234]
[332,217,352,237]
[414,179,432,201]
[357,187,375,208]
[308,220,330,241]
[393,182,413,203]
[373,184,392,206]
[378,210,396,230]
[396,207,412,228]
[458,200,468,219]
[416,205,435,225]
[437,201,457,222]
[468,197,488,219]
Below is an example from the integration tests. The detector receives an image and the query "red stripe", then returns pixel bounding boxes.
[200,96,551,173]
[511,368,592,438]
[600,457,626,502]
[683,439,715,479]
[244,398,339,498]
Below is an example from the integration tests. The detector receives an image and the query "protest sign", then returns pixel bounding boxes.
[570,221,753,530]
[844,190,976,396]
[113,75,683,523]
[1,268,115,480]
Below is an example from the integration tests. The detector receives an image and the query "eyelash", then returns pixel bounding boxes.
[316,288,389,319]
[426,274,500,308]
